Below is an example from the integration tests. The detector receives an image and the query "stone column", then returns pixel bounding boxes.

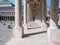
[2,16,4,20]
[5,16,6,21]
[6,16,7,21]
[24,0,27,31]
[13,0,22,38]
[27,3,30,27]
[41,0,47,31]
[48,0,59,39]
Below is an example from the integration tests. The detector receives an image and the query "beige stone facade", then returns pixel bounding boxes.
[0,0,15,21]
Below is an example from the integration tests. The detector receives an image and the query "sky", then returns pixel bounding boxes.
[0,0,60,8]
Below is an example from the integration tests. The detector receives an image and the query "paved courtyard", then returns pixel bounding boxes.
[0,21,60,45]
[5,30,60,45]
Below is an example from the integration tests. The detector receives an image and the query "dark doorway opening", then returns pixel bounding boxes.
[33,16,35,21]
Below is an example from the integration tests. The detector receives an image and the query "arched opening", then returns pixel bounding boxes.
[33,16,35,21]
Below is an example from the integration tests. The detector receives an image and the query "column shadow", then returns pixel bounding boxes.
[23,31,47,38]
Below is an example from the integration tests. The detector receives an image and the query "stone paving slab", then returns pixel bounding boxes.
[4,33,54,45]
[5,35,54,45]
[0,21,60,45]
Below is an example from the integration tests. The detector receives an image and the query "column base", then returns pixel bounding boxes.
[5,26,22,45]
[13,26,22,38]
[23,23,27,34]
[47,27,60,42]
[41,23,47,31]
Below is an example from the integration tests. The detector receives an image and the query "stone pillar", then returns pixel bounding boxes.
[47,0,59,39]
[27,3,30,27]
[13,0,22,38]
[5,16,6,21]
[41,0,47,31]
[6,16,7,21]
[24,0,27,31]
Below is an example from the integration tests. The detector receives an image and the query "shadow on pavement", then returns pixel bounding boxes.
[23,31,47,38]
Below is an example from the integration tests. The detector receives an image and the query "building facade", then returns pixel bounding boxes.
[0,0,60,22]
[0,0,15,21]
